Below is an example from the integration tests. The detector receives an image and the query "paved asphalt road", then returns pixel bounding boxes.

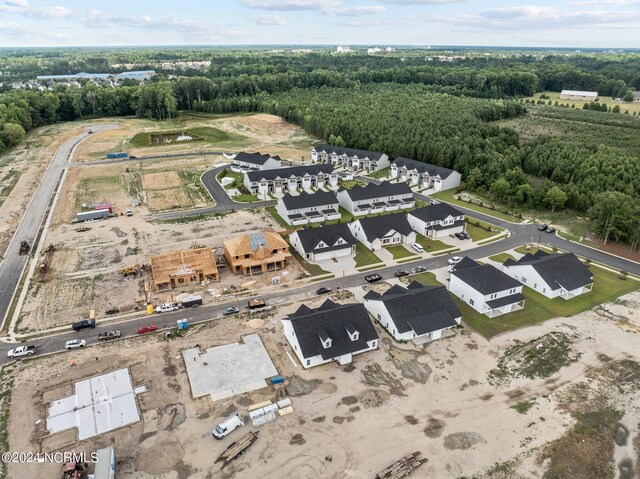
[0,125,118,329]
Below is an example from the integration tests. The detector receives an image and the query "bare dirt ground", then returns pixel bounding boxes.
[5,291,640,479]
[19,206,294,331]
[73,113,316,162]
[0,121,116,256]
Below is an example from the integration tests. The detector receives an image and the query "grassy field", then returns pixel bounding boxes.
[460,266,640,338]
[354,243,383,267]
[526,91,640,115]
[387,245,415,259]
[217,169,244,190]
[432,189,523,223]
[488,253,517,263]
[233,193,259,203]
[414,235,451,253]
[466,217,504,242]
[368,167,390,179]
[129,126,240,148]
[339,179,367,189]
[410,272,441,287]
[557,230,602,249]
[267,206,290,229]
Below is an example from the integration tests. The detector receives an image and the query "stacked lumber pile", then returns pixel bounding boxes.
[215,431,259,469]
[375,451,428,479]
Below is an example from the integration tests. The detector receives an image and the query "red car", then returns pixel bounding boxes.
[137,324,158,334]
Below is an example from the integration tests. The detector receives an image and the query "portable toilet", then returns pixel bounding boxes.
[146,304,154,315]
[177,319,189,330]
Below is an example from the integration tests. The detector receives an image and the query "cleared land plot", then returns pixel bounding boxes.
[432,189,523,223]
[129,126,240,148]
[525,91,640,116]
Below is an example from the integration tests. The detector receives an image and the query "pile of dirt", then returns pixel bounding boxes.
[361,363,406,396]
[289,433,306,445]
[443,432,486,450]
[286,375,321,397]
[424,417,445,438]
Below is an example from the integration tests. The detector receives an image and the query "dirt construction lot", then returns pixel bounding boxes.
[4,290,640,479]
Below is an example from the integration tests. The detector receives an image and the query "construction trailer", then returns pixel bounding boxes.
[150,247,219,290]
[94,446,116,479]
[76,209,109,223]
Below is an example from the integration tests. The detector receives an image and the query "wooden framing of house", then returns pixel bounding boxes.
[224,231,292,276]
[150,247,219,290]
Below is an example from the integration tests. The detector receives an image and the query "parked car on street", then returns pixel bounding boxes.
[137,325,157,334]
[411,243,425,253]
[546,227,556,234]
[447,256,462,265]
[98,330,121,341]
[394,270,409,277]
[212,413,245,439]
[155,302,180,314]
[365,274,382,283]
[7,345,36,358]
[316,287,332,295]
[65,339,86,350]
[72,319,96,331]
[411,265,427,274]
[223,307,240,316]
[538,224,548,231]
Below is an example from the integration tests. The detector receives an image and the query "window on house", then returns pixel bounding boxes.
[543,288,546,293]
[377,314,381,320]
[306,360,310,366]
[522,278,527,284]
[534,283,537,289]
[470,299,475,305]
[244,253,250,258]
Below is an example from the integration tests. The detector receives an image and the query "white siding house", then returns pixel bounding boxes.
[348,212,416,251]
[363,281,461,344]
[244,164,337,195]
[233,152,282,171]
[407,203,466,239]
[390,157,461,192]
[275,191,340,226]
[337,182,414,216]
[282,300,379,369]
[312,145,390,172]
[289,224,357,262]
[448,257,525,317]
[502,251,594,300]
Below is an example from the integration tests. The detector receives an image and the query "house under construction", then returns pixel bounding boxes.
[150,247,219,290]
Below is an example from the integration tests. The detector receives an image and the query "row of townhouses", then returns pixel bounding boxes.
[245,164,338,195]
[288,203,467,259]
[283,249,595,369]
[311,145,390,172]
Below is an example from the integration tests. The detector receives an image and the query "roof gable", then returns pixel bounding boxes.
[281,190,338,210]
[355,212,413,241]
[452,257,521,294]
[341,182,412,201]
[247,164,334,182]
[314,144,385,161]
[504,252,593,291]
[393,157,456,179]
[293,223,357,254]
[409,203,464,223]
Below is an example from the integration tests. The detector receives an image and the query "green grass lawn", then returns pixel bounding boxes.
[466,217,504,242]
[557,230,602,250]
[387,245,415,259]
[526,91,640,115]
[340,179,367,189]
[233,193,259,203]
[368,167,390,179]
[267,206,290,228]
[460,265,640,338]
[289,249,330,276]
[488,253,517,263]
[432,189,523,223]
[414,235,452,252]
[410,272,442,287]
[217,169,244,189]
[354,243,383,267]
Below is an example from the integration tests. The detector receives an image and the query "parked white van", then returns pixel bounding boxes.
[212,413,245,439]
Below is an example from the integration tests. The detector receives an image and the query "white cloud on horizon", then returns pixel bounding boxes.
[249,13,287,24]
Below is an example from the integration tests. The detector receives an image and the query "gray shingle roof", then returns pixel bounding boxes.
[451,257,521,294]
[339,182,413,201]
[314,144,386,161]
[409,203,464,223]
[286,300,378,361]
[503,251,593,292]
[234,152,280,166]
[364,281,460,335]
[486,293,526,309]
[247,164,334,182]
[281,191,338,210]
[393,157,456,179]
[293,223,356,254]
[355,212,413,241]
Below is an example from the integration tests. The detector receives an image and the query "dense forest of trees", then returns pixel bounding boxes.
[0,49,638,245]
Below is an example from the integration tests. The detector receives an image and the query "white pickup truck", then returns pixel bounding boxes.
[155,302,180,314]
[7,345,36,359]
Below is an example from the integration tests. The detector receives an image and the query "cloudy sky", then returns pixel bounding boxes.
[0,0,638,48]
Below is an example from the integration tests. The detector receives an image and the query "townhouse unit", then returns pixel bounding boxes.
[363,281,462,344]
[390,157,461,192]
[449,257,525,317]
[289,223,357,262]
[337,182,414,217]
[223,231,291,276]
[503,251,594,300]
[244,164,337,195]
[233,152,282,171]
[282,300,379,369]
[311,144,390,172]
[275,191,340,226]
[349,212,416,251]
[407,203,466,239]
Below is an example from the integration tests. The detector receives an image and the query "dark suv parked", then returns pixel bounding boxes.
[72,319,96,331]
